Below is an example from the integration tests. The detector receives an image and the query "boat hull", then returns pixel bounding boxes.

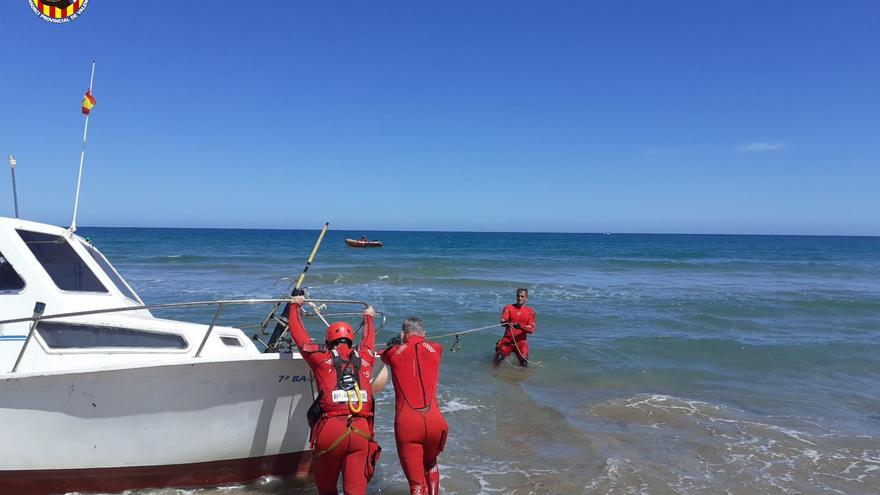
[0,451,310,495]
[345,239,383,248]
[0,354,314,495]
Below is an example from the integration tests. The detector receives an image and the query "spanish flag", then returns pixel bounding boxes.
[81,90,96,115]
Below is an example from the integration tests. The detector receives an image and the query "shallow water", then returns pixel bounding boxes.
[74,229,880,494]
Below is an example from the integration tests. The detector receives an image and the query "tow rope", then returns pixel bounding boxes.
[433,323,504,352]
[378,323,503,352]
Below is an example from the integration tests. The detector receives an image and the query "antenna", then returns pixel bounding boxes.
[70,60,96,233]
[7,154,19,218]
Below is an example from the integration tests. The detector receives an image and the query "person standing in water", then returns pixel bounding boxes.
[288,294,381,495]
[493,288,536,367]
[381,317,449,495]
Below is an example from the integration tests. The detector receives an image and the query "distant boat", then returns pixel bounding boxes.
[345,238,383,248]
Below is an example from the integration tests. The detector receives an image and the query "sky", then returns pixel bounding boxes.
[0,1,877,235]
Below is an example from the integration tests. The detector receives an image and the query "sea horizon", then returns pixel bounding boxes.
[74,224,879,239]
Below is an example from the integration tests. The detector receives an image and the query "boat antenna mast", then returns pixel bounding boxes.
[7,154,19,218]
[256,222,330,352]
[69,60,96,233]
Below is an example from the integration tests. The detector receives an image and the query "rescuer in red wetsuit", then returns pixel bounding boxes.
[289,294,381,495]
[381,317,448,495]
[493,288,536,367]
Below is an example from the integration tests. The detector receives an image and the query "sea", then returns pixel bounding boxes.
[74,228,880,495]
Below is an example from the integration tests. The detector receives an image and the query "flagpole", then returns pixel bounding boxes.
[70,60,96,233]
[8,154,19,218]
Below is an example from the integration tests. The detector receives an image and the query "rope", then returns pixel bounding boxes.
[432,323,503,341]
[377,323,503,351]
[307,302,330,327]
[505,324,528,363]
[348,382,364,414]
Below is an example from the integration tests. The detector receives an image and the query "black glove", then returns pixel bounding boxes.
[291,287,306,297]
[512,323,521,329]
[386,336,402,347]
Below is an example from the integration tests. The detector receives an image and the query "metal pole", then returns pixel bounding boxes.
[70,60,96,232]
[0,298,369,327]
[12,302,46,373]
[7,154,18,218]
[195,302,225,358]
[263,222,331,351]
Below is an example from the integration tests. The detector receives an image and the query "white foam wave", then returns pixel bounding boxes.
[446,459,560,494]
[585,393,880,494]
[441,398,481,413]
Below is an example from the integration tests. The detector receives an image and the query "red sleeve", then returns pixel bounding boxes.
[288,303,313,352]
[525,308,536,334]
[380,346,393,365]
[501,305,511,323]
[380,339,401,365]
[360,314,375,360]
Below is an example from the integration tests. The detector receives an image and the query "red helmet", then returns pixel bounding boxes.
[325,321,354,345]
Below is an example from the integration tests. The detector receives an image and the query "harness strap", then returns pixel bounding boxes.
[330,348,365,414]
[313,416,373,458]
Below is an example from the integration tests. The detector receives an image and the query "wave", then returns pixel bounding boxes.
[583,394,880,494]
[440,398,482,413]
[146,254,210,263]
[139,254,290,266]
[596,257,877,277]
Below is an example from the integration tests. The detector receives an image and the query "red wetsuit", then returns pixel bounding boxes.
[290,303,379,495]
[495,303,536,365]
[381,335,448,495]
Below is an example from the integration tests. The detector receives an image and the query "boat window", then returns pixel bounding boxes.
[220,336,242,347]
[38,321,188,349]
[80,241,142,303]
[0,252,26,292]
[17,230,108,293]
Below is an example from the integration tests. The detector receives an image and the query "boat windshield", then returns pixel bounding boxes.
[17,230,108,293]
[80,241,142,304]
[0,252,26,293]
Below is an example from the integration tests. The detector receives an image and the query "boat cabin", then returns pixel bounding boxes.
[0,217,257,374]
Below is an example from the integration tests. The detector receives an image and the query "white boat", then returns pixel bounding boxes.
[0,217,322,494]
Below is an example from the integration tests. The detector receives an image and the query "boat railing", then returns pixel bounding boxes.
[4,298,383,373]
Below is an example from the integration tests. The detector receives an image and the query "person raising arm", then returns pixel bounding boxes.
[289,295,381,495]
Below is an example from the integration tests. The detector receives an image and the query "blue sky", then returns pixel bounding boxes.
[0,1,877,235]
